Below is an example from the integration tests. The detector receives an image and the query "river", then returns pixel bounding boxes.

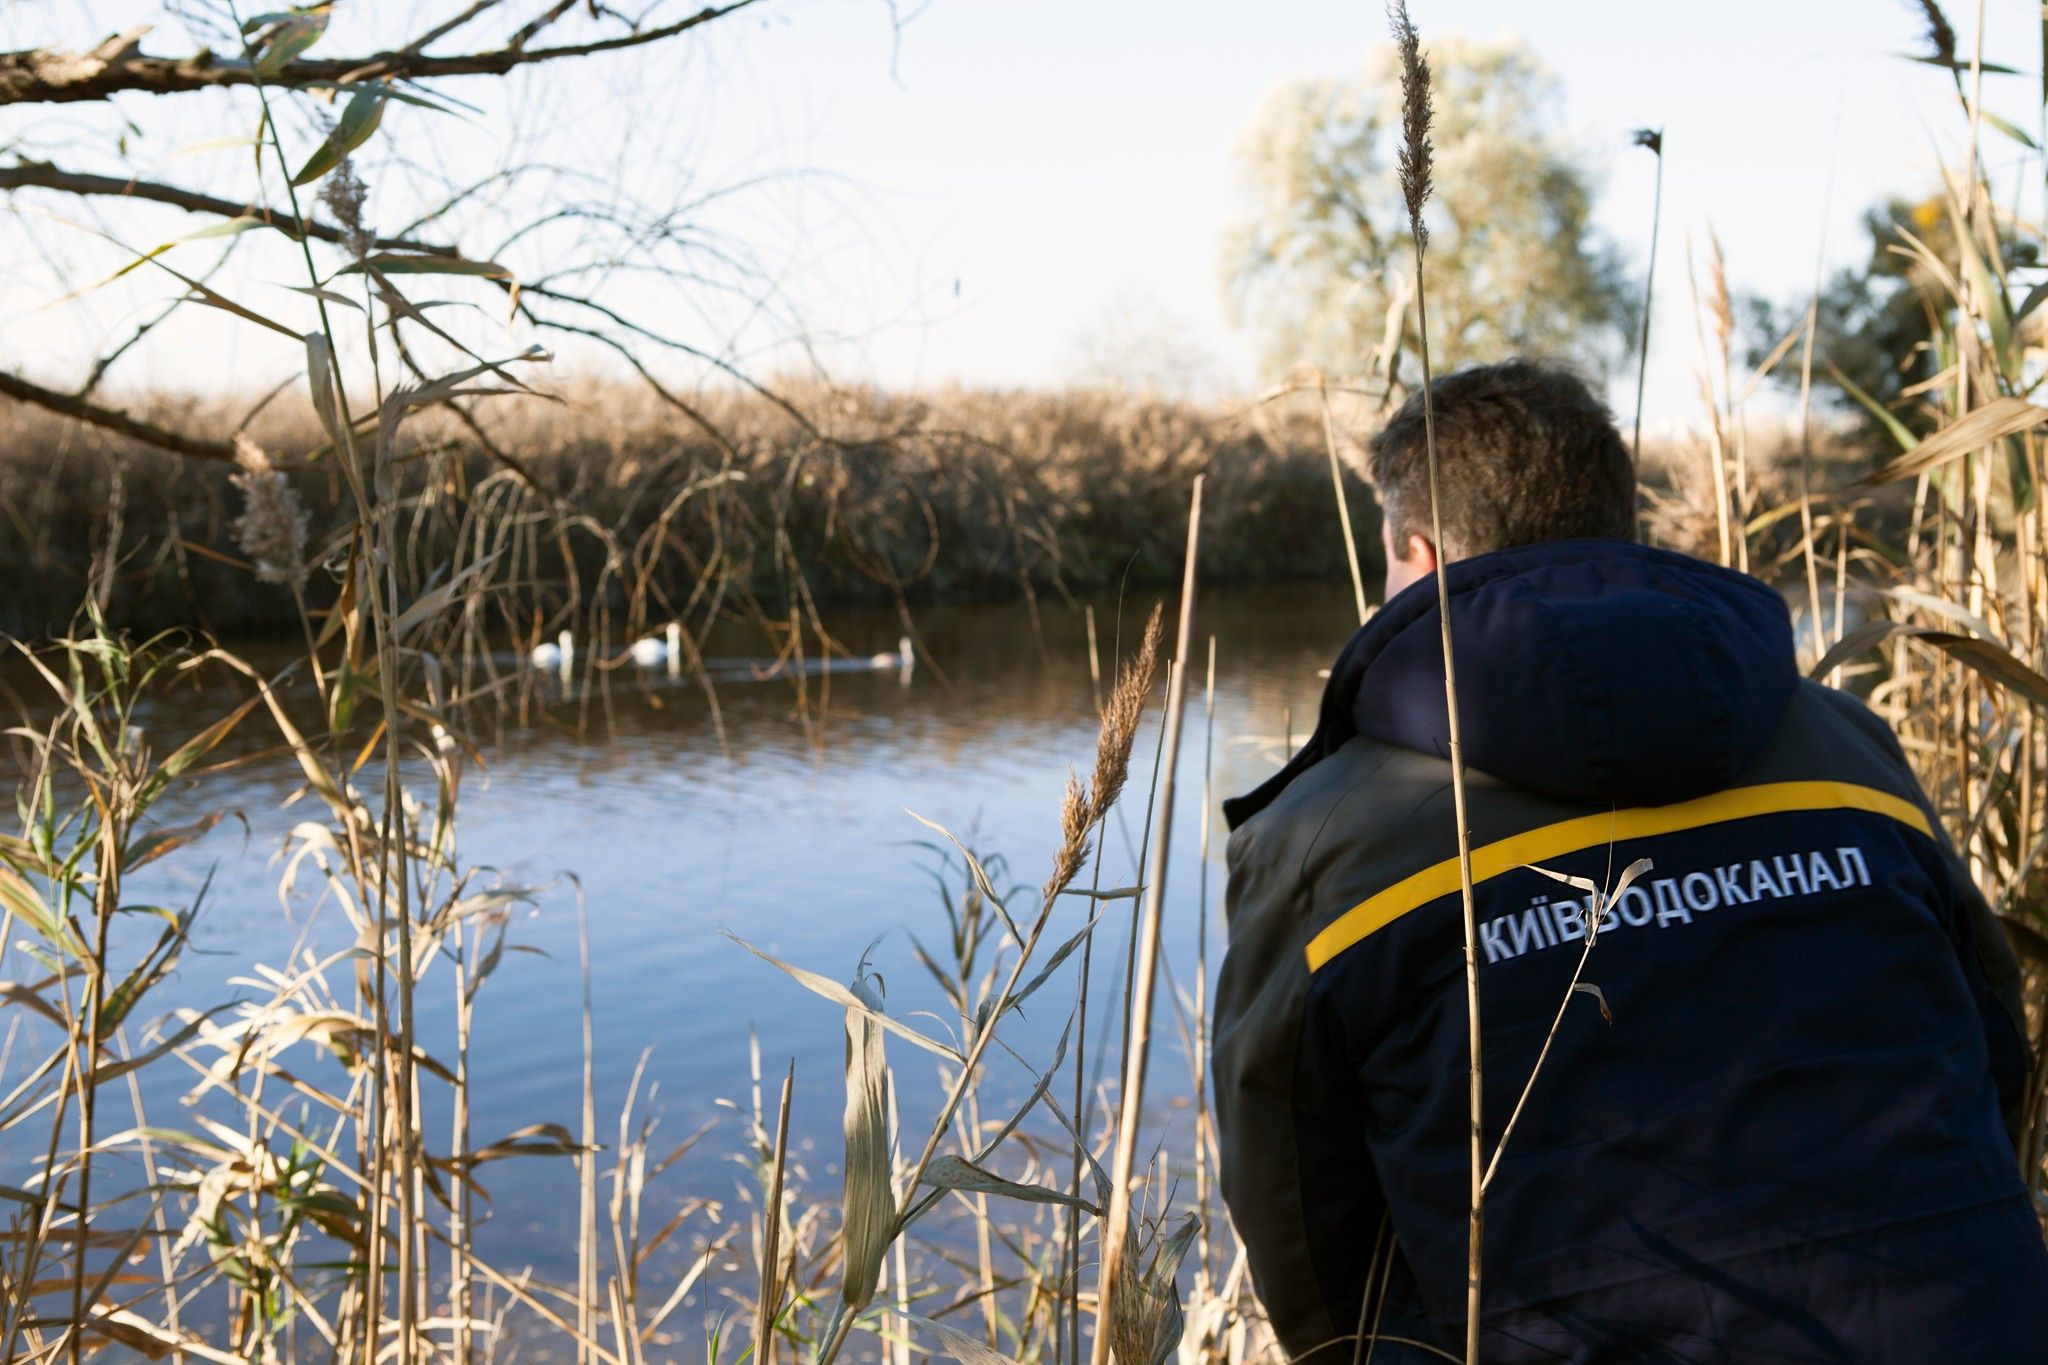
[2,582,1357,1325]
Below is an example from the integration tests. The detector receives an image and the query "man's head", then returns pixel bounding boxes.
[1367,359,1636,599]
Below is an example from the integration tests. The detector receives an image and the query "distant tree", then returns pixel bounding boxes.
[1069,291,1225,400]
[1222,35,1636,391]
[1746,193,2038,444]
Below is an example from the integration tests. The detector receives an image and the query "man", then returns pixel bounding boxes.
[1213,360,2047,1362]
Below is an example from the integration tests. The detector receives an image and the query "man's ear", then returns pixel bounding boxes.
[1400,532,1439,572]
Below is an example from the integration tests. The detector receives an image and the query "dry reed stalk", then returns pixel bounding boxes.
[1067,602,1165,1365]
[231,37,433,1359]
[1685,237,1735,568]
[1318,378,1371,624]
[1629,129,1664,470]
[1087,605,1104,713]
[1705,232,1750,573]
[757,1063,795,1365]
[1386,5,1484,1357]
[451,915,476,1364]
[579,886,600,1365]
[1194,635,1218,1295]
[1089,472,1203,1365]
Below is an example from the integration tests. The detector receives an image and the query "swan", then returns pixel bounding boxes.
[867,635,915,681]
[629,621,685,675]
[530,629,573,672]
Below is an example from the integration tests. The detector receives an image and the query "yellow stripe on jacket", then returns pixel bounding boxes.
[1304,780,1933,973]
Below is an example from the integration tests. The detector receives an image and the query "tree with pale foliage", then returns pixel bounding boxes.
[1223,35,1635,393]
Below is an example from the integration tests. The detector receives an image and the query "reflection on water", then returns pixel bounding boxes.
[1,583,1358,1288]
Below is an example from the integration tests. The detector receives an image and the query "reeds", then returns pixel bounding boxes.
[1387,5,1486,1357]
[1091,476,1203,1365]
[0,383,1356,644]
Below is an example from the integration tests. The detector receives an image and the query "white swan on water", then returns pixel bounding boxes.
[756,636,914,680]
[867,635,915,681]
[629,622,685,676]
[530,629,574,671]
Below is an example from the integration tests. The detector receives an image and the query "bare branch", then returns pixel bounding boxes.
[0,158,454,257]
[0,370,237,463]
[0,1,764,106]
[398,0,516,56]
[509,2,582,51]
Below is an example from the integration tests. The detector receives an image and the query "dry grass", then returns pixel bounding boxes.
[0,381,1356,644]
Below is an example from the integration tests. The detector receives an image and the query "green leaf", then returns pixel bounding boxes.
[292,87,385,186]
[0,866,77,957]
[1826,363,1917,454]
[838,969,896,1313]
[724,931,962,1062]
[999,914,1101,1024]
[1906,54,2023,75]
[293,79,474,115]
[893,1308,1024,1365]
[251,11,328,75]
[65,216,268,299]
[457,1123,588,1164]
[127,811,229,870]
[1981,109,2040,150]
[921,1154,1098,1214]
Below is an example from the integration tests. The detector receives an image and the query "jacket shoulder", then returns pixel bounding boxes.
[1753,680,1927,806]
[1225,735,1446,886]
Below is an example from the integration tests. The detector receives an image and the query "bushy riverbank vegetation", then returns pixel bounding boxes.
[0,379,1871,643]
[0,383,1364,641]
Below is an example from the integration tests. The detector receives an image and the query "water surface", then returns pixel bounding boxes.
[3,583,1356,1308]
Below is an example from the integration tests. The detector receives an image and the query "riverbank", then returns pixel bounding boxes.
[0,379,1874,641]
[1,382,1375,639]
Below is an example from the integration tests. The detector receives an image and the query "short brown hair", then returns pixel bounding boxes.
[1367,359,1635,559]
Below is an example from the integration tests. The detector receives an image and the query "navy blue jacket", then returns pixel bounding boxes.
[1214,540,2046,1363]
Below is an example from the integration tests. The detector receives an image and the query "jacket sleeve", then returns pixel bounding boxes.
[1942,849,2032,1135]
[1214,817,1411,1361]
[1818,685,2031,1131]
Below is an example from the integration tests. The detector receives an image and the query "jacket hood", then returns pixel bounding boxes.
[1223,539,1798,828]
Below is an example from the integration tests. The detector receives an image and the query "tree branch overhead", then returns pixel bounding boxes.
[0,1,762,106]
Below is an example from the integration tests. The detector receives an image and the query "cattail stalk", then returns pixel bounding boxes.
[1089,474,1203,1365]
[1389,5,1484,1358]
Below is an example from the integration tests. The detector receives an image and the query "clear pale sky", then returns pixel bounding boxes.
[3,0,2041,426]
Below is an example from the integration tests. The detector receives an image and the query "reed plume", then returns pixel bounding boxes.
[1909,0,1957,68]
[1088,602,1165,824]
[1390,1,1433,250]
[228,433,308,588]
[1389,2,1486,1358]
[1044,600,1164,901]
[1044,771,1093,903]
